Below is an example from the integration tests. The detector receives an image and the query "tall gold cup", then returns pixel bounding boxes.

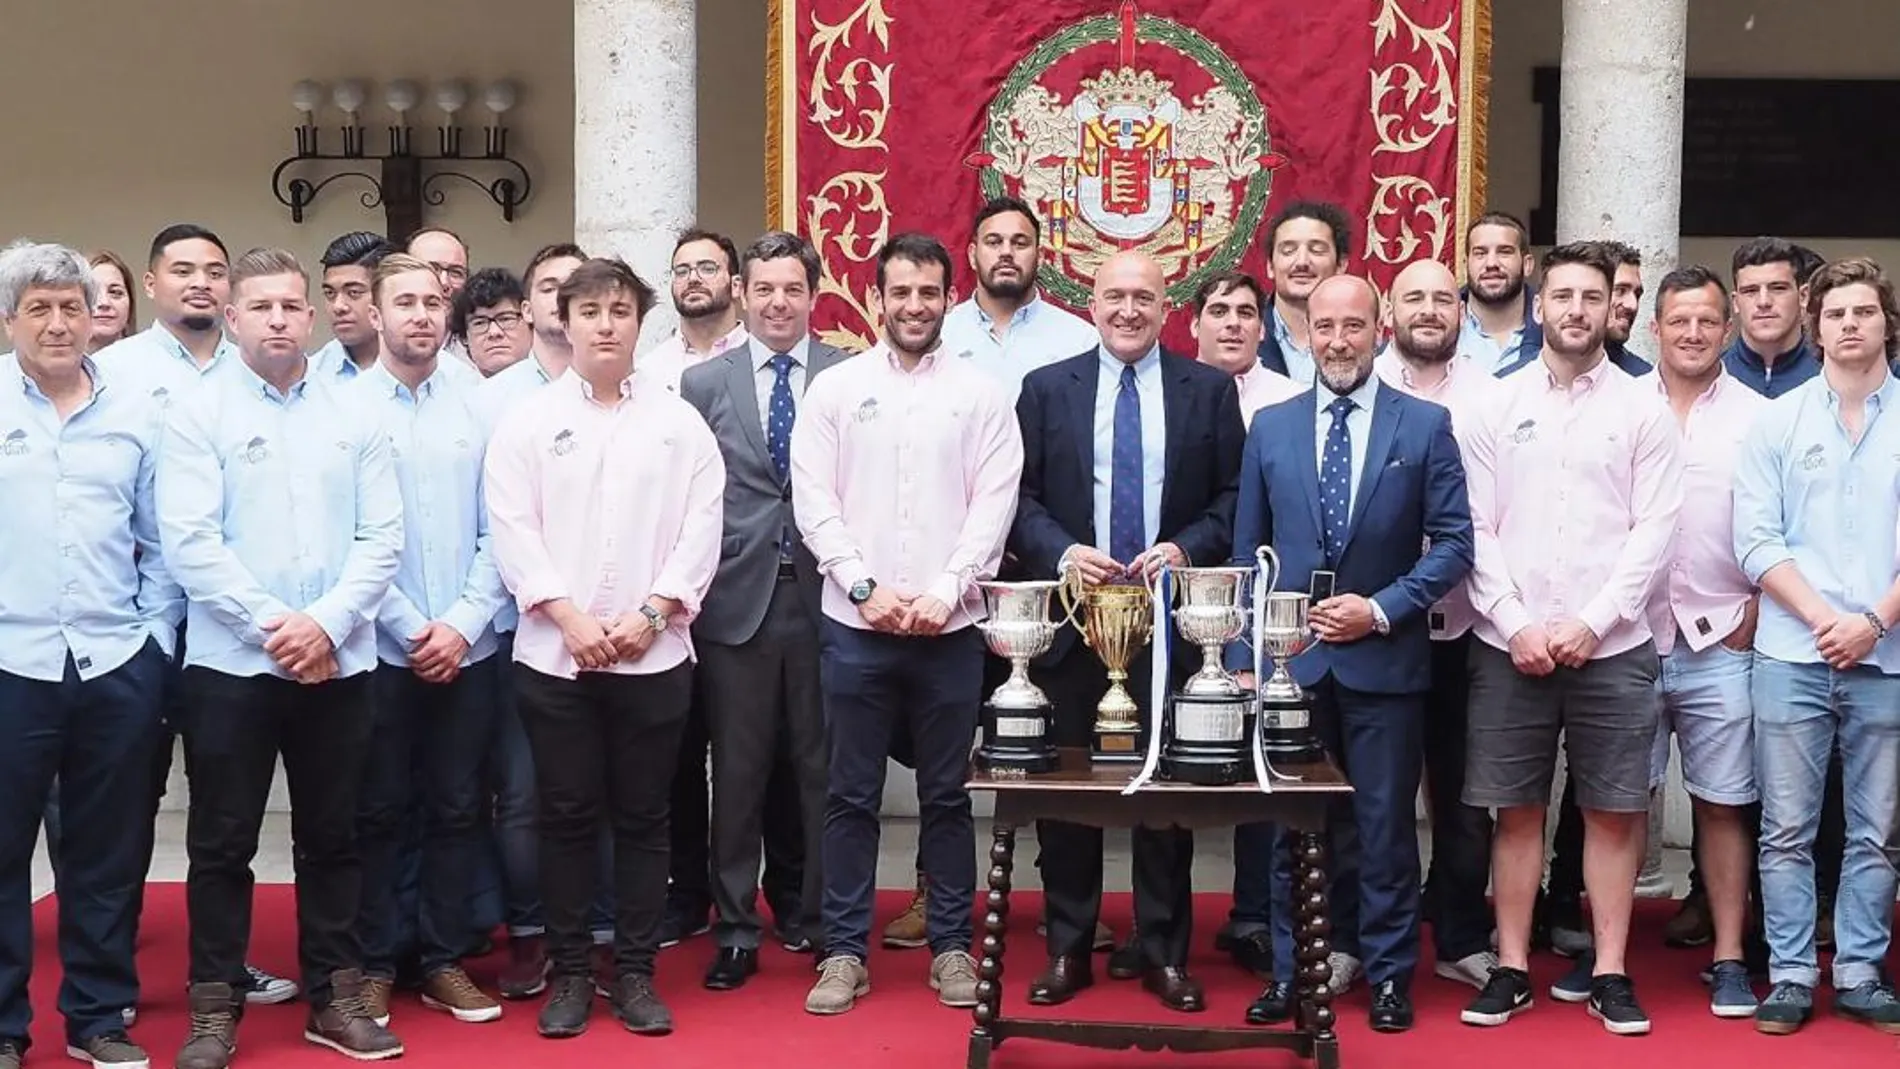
[1059,572,1154,759]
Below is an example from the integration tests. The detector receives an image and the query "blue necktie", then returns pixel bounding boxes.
[766,353,796,485]
[1321,395,1355,564]
[767,353,798,562]
[1110,364,1145,566]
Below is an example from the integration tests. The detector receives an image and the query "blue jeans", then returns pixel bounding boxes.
[0,645,165,1050]
[818,622,981,961]
[1752,654,1900,989]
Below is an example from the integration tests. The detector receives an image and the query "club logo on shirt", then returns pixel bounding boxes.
[853,398,880,424]
[1509,418,1537,445]
[241,436,270,464]
[1799,443,1827,472]
[0,429,28,457]
[151,386,171,407]
[551,429,577,457]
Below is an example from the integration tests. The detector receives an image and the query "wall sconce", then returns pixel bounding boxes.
[271,78,533,243]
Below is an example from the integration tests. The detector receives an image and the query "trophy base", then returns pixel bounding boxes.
[1258,731,1328,766]
[1091,727,1143,763]
[1159,751,1248,785]
[1159,692,1252,785]
[977,702,1059,774]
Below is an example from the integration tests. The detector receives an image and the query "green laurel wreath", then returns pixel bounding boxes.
[977,13,1276,307]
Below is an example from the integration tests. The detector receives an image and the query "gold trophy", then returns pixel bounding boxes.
[1059,570,1154,761]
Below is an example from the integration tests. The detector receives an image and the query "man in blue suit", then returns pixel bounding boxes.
[1231,275,1473,1033]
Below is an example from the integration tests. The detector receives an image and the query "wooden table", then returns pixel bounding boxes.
[965,748,1353,1069]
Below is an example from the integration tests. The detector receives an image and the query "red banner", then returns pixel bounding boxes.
[768,0,1490,352]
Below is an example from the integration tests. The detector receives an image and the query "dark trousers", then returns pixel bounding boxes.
[702,579,827,950]
[0,645,164,1049]
[515,663,692,980]
[668,690,712,913]
[760,738,810,923]
[818,621,981,961]
[356,661,501,977]
[1036,646,1194,966]
[183,668,373,1007]
[1270,676,1424,988]
[1421,634,1494,961]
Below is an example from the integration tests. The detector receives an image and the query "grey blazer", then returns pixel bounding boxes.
[680,338,853,646]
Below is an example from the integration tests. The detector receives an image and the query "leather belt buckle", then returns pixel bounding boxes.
[778,561,799,580]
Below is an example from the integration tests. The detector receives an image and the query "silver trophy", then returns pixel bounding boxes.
[1253,546,1324,764]
[974,580,1061,773]
[1159,567,1255,784]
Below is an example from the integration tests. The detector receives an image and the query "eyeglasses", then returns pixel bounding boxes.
[468,311,523,333]
[431,262,469,283]
[670,260,725,280]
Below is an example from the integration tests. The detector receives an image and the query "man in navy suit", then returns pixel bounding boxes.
[1231,275,1474,1033]
[1010,251,1246,1013]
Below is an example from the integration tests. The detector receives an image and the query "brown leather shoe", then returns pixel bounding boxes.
[304,969,404,1061]
[881,874,929,949]
[1027,955,1094,1006]
[176,983,241,1069]
[1141,966,1206,1013]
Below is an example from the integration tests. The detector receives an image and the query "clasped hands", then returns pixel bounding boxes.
[551,600,667,671]
[1507,617,1601,676]
[1064,542,1187,586]
[262,612,338,685]
[856,588,953,636]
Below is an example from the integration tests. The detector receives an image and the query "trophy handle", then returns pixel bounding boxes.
[1254,545,1281,597]
[1056,561,1089,640]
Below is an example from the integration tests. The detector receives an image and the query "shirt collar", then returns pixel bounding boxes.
[235,356,309,404]
[750,335,812,372]
[367,361,438,401]
[150,322,234,369]
[1319,370,1380,411]
[1538,351,1610,392]
[1097,343,1161,380]
[575,372,634,404]
[972,293,1045,328]
[1271,304,1307,353]
[677,321,749,360]
[1378,349,1466,393]
[879,340,943,374]
[13,355,104,403]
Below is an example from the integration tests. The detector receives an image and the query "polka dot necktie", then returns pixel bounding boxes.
[1321,394,1355,565]
[766,352,797,485]
[1109,364,1145,565]
[768,353,798,561]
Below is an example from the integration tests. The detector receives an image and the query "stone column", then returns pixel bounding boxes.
[574,0,697,347]
[1557,0,1688,353]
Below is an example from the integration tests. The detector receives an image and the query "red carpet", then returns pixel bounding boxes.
[24,886,1899,1067]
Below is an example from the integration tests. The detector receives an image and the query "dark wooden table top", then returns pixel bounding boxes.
[967,748,1351,795]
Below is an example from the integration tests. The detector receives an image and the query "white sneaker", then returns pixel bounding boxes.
[1325,952,1362,995]
[243,964,300,1005]
[1434,950,1499,990]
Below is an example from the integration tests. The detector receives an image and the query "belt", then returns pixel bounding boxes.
[778,561,799,580]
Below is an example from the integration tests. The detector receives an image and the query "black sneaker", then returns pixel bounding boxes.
[537,975,594,1039]
[658,900,711,949]
[1755,980,1813,1035]
[1461,966,1533,1027]
[1587,973,1650,1036]
[609,975,674,1036]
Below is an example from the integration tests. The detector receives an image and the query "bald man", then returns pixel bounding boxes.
[1375,260,1504,990]
[1009,250,1246,1013]
[1229,273,1473,1033]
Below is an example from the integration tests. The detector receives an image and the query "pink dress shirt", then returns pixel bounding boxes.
[1376,351,1501,640]
[790,343,1024,631]
[641,322,750,394]
[1464,356,1684,658]
[1645,372,1767,654]
[483,370,726,679]
[1234,362,1304,425]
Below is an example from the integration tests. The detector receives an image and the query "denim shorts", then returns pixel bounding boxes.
[1649,638,1756,805]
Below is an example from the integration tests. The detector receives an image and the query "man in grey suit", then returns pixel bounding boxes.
[680,231,850,992]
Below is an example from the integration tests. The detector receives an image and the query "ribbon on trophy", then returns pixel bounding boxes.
[1122,564,1173,796]
[1250,548,1277,791]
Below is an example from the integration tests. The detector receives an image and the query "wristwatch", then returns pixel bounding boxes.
[848,578,878,605]
[1865,610,1889,640]
[639,604,667,633]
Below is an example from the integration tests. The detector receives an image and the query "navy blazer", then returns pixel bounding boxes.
[1010,348,1247,663]
[1228,382,1473,695]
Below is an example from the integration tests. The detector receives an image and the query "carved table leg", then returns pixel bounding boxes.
[1294,831,1338,1066]
[968,821,1017,1069]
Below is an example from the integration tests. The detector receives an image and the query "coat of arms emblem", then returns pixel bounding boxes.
[966,1,1285,307]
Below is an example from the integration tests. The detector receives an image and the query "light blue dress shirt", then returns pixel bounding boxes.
[0,356,183,682]
[942,295,1101,404]
[310,338,373,383]
[1456,306,1529,377]
[353,364,506,668]
[470,352,561,634]
[1272,305,1317,387]
[1734,373,1900,674]
[157,359,402,680]
[1313,374,1380,507]
[1090,345,1166,555]
[93,323,238,412]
